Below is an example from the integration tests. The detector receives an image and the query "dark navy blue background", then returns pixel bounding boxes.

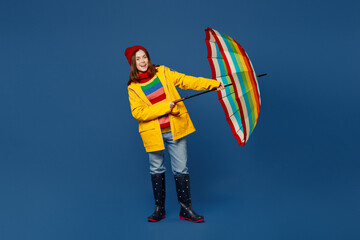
[1,0,359,239]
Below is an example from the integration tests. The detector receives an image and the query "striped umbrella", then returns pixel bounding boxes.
[205,27,261,146]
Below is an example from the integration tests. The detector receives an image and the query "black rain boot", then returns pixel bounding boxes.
[175,174,204,223]
[147,173,166,222]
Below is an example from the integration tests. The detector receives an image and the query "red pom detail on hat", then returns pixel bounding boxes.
[124,45,148,65]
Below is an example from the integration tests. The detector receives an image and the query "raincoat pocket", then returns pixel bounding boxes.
[138,120,155,133]
[138,120,162,150]
[172,111,190,134]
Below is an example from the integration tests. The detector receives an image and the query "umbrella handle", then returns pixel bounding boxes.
[169,99,183,115]
[170,111,180,116]
[173,99,184,103]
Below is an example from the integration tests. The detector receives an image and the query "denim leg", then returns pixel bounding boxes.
[163,132,189,175]
[148,150,166,175]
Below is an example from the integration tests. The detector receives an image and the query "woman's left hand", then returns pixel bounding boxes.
[217,83,225,91]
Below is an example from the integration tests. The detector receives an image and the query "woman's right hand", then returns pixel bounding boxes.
[169,101,176,109]
[169,99,183,116]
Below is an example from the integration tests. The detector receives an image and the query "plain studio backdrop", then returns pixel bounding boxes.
[0,0,359,239]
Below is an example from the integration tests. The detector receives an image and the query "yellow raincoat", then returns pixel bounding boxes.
[128,65,221,152]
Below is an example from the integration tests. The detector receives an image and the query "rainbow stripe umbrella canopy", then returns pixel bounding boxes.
[205,28,261,146]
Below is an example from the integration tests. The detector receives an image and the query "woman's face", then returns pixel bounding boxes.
[135,50,149,73]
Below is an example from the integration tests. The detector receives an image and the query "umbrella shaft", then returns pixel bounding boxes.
[182,83,232,101]
[181,72,267,101]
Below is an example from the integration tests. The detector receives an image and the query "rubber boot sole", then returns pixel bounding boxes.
[147,215,165,222]
[179,216,204,223]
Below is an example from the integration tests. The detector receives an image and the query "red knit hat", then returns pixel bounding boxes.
[124,45,148,65]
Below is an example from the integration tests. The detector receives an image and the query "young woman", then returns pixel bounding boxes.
[125,45,223,223]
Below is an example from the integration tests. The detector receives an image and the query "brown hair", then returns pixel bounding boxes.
[127,49,157,85]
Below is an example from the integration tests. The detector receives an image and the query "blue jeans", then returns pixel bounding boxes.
[148,132,189,175]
